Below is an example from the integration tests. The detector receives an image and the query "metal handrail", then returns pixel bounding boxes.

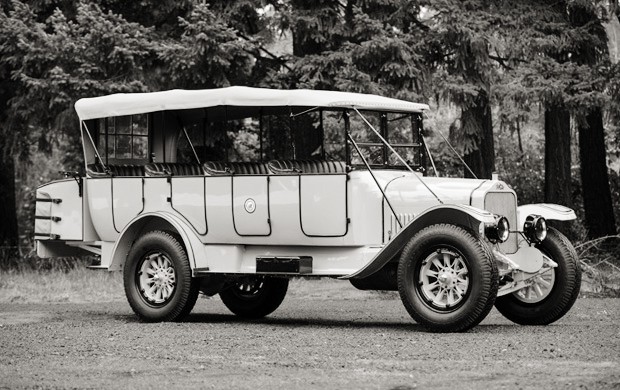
[434,128,478,179]
[182,126,201,165]
[81,121,108,174]
[421,134,439,177]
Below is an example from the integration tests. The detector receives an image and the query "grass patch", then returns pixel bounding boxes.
[0,271,391,304]
[0,268,124,303]
[577,236,620,297]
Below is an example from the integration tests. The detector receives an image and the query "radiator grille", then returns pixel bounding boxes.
[484,192,518,254]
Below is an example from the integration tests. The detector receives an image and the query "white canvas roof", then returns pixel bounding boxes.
[74,86,429,120]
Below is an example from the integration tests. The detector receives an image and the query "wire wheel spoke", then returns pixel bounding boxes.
[514,268,556,304]
[138,251,176,305]
[418,248,469,310]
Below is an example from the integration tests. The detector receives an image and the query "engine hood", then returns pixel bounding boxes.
[373,170,519,252]
[374,171,514,215]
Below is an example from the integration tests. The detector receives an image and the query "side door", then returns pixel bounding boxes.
[299,173,348,237]
[232,175,271,236]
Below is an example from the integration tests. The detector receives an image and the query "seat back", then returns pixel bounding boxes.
[268,160,348,174]
[229,162,271,175]
[145,163,204,176]
[86,163,145,177]
[203,161,270,175]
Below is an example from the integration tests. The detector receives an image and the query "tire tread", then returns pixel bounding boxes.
[123,230,199,322]
[495,227,581,325]
[397,224,498,332]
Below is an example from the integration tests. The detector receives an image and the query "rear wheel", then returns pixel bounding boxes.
[398,224,499,332]
[495,227,581,325]
[123,230,199,322]
[219,276,288,319]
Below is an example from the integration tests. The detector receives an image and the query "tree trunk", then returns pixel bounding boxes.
[0,153,18,247]
[0,71,19,248]
[462,90,495,179]
[578,108,617,238]
[544,106,572,208]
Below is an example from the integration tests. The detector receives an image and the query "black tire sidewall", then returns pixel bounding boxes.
[495,227,581,325]
[398,224,498,332]
[123,231,194,322]
[219,276,289,319]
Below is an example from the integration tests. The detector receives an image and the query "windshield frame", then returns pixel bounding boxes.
[341,109,426,171]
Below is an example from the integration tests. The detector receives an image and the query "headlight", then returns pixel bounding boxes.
[524,215,547,243]
[485,216,510,243]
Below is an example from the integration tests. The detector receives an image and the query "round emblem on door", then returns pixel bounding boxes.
[244,198,256,213]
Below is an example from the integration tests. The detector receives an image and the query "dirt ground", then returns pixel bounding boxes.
[0,280,619,389]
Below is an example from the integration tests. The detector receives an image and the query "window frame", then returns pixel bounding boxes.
[96,114,151,164]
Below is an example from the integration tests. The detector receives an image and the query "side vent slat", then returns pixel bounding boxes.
[388,212,415,240]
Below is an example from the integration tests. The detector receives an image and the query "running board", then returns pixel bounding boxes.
[256,256,313,274]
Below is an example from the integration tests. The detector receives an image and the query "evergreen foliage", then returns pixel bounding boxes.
[0,0,618,247]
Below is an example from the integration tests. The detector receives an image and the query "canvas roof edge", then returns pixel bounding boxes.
[74,86,430,121]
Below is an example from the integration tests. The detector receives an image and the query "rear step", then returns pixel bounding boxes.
[256,256,313,274]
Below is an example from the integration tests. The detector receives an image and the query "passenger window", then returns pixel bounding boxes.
[228,118,260,162]
[290,110,322,160]
[349,111,383,166]
[97,115,149,162]
[176,122,205,163]
[261,114,294,161]
[387,113,418,166]
[322,110,346,161]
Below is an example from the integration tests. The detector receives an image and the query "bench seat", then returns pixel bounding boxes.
[145,163,204,176]
[86,163,145,177]
[86,160,348,177]
[268,160,348,174]
[203,161,271,175]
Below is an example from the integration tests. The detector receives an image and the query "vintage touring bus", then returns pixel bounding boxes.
[34,87,581,332]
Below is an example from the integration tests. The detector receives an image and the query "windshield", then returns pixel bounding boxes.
[347,111,423,169]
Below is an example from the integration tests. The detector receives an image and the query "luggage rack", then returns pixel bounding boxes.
[34,193,62,240]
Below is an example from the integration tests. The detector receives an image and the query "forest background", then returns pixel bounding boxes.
[0,0,619,284]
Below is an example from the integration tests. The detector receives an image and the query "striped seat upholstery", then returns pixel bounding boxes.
[87,163,145,177]
[145,163,204,176]
[202,161,231,175]
[203,161,270,175]
[268,160,348,174]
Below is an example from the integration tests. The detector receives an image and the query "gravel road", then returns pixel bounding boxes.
[0,280,619,389]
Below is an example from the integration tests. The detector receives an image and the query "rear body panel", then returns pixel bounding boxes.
[35,179,85,241]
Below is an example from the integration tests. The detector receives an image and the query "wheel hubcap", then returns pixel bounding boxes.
[418,248,469,310]
[514,268,555,303]
[138,252,176,305]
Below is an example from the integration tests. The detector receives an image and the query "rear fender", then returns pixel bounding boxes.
[108,212,203,271]
[517,203,576,228]
[342,204,496,280]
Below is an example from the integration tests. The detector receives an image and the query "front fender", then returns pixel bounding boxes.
[108,211,204,271]
[342,204,496,280]
[517,203,576,228]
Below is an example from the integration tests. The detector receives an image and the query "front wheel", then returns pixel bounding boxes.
[495,227,581,325]
[219,276,288,319]
[397,224,499,332]
[123,230,199,322]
